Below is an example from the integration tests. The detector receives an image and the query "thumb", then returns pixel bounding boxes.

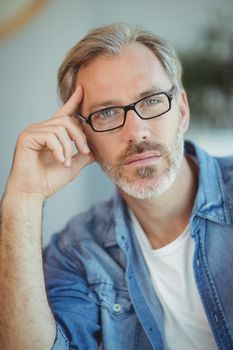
[70,152,95,174]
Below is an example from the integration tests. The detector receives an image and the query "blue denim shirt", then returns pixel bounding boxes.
[44,141,233,350]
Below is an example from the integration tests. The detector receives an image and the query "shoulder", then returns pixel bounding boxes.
[43,195,127,289]
[50,197,115,249]
[43,197,116,264]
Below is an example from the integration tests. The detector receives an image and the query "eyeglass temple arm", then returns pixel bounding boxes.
[76,113,89,123]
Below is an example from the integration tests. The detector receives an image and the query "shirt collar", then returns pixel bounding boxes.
[103,140,232,248]
[185,140,232,225]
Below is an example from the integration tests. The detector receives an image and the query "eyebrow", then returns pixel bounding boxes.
[88,86,165,113]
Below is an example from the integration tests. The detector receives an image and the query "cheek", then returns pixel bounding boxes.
[148,114,175,143]
[85,128,119,161]
[157,110,183,139]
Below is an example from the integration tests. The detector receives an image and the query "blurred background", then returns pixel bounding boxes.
[0,0,233,245]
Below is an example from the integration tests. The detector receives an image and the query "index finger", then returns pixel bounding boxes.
[53,85,83,118]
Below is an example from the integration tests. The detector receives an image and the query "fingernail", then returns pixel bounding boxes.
[65,159,71,167]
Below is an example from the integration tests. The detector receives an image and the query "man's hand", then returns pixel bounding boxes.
[6,85,93,200]
[0,85,94,350]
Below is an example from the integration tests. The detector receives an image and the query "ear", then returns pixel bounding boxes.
[178,89,190,133]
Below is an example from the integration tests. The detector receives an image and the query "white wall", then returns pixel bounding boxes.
[1,0,232,245]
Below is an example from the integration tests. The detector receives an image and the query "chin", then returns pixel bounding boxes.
[117,169,177,200]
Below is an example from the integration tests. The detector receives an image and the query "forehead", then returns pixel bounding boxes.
[77,42,172,108]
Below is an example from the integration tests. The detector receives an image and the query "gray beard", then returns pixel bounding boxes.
[88,121,184,199]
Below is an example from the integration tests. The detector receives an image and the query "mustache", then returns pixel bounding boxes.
[118,140,167,164]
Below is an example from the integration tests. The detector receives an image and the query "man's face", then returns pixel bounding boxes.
[77,42,189,199]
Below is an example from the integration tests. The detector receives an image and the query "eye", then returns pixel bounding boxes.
[100,108,115,118]
[94,107,121,121]
[143,96,162,106]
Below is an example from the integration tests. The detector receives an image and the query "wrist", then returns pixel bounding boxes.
[1,190,45,217]
[3,187,45,205]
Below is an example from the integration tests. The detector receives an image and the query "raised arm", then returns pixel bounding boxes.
[0,86,93,350]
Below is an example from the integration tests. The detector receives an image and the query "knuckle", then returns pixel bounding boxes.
[62,115,73,127]
[76,133,86,144]
[50,116,71,130]
[55,124,66,134]
[56,114,70,122]
[17,129,30,145]
[47,131,57,141]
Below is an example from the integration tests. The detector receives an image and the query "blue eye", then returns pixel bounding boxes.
[144,97,161,105]
[101,109,115,118]
[94,108,122,121]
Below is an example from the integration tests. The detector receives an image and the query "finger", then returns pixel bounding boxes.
[53,85,83,119]
[49,125,74,167]
[33,131,66,164]
[42,116,90,155]
[65,116,90,154]
[27,125,73,164]
[71,152,95,171]
[58,152,94,181]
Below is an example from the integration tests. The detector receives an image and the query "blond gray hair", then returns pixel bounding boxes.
[58,23,183,103]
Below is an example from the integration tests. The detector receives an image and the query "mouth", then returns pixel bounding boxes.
[124,151,161,166]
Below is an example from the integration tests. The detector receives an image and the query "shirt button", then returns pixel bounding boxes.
[113,303,122,313]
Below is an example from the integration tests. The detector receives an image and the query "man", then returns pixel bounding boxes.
[0,23,232,350]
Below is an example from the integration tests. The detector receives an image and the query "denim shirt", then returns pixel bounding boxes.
[43,141,233,350]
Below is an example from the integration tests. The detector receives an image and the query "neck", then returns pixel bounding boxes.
[119,155,198,249]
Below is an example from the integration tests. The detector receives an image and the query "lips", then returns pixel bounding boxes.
[124,151,161,165]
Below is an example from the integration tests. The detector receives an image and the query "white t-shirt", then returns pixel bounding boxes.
[130,211,217,350]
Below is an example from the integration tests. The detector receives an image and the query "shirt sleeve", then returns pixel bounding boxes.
[43,231,101,350]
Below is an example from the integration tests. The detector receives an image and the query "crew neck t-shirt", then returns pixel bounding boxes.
[130,211,217,350]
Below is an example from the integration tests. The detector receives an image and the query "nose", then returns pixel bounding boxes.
[122,109,151,143]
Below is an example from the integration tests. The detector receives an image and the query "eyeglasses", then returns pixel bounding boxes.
[77,87,175,132]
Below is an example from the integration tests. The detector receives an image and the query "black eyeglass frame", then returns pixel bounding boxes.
[77,86,175,132]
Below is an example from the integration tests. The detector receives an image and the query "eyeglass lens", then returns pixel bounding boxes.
[91,92,170,131]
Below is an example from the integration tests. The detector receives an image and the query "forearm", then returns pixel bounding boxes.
[0,191,56,350]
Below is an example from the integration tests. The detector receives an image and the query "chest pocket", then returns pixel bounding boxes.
[89,281,133,319]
